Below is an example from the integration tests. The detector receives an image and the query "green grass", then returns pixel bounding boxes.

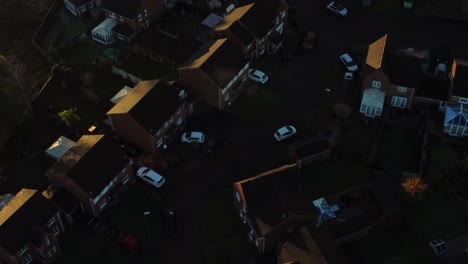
[63,42,99,65]
[92,71,131,100]
[300,160,372,198]
[56,184,163,264]
[200,190,253,264]
[344,228,430,264]
[58,18,87,45]
[229,88,285,123]
[377,128,421,173]
[407,189,468,242]
[120,55,170,80]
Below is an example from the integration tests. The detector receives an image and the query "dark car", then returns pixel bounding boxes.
[202,137,227,155]
[115,232,141,254]
[162,208,176,236]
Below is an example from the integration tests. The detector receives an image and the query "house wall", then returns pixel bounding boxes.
[178,68,222,109]
[38,234,61,264]
[152,101,193,149]
[413,96,446,110]
[108,113,155,153]
[384,85,415,109]
[296,149,331,168]
[0,247,17,264]
[44,213,66,237]
[104,0,165,32]
[444,124,468,137]
[211,30,251,55]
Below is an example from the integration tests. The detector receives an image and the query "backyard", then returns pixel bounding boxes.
[56,184,163,264]
[119,54,171,80]
[62,42,99,65]
[300,159,373,199]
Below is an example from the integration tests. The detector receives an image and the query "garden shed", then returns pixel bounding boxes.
[45,136,76,160]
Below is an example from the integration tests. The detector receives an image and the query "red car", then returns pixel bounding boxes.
[114,232,141,254]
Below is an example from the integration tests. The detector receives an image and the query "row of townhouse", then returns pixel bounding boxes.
[358,35,468,137]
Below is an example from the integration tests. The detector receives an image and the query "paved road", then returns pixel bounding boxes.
[155,5,468,264]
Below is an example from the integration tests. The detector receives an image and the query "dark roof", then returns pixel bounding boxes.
[101,0,143,19]
[230,21,255,46]
[112,23,135,37]
[452,59,468,98]
[237,166,317,236]
[108,80,182,132]
[47,135,129,199]
[0,189,59,254]
[416,76,450,101]
[383,50,424,88]
[68,0,93,6]
[239,0,281,37]
[46,187,81,213]
[289,138,330,159]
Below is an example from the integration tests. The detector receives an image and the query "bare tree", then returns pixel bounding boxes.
[1,55,31,111]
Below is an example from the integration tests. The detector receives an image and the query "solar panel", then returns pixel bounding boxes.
[201,13,223,28]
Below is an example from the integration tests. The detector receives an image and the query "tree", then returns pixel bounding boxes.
[1,55,31,111]
[402,177,429,200]
[58,108,81,127]
[80,71,96,87]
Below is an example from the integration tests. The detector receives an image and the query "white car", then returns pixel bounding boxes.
[181,131,205,143]
[274,125,297,141]
[326,2,348,16]
[339,53,358,72]
[248,69,269,84]
[136,167,165,188]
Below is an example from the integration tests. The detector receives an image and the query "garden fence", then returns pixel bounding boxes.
[111,66,142,84]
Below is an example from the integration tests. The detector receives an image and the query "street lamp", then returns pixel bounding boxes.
[143,211,151,240]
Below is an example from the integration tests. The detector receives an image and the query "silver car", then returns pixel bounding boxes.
[326,2,348,16]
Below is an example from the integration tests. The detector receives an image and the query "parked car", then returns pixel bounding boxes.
[162,208,176,236]
[136,167,166,188]
[274,125,297,141]
[248,69,269,84]
[115,232,141,254]
[202,136,228,155]
[302,32,317,51]
[339,53,358,72]
[326,2,348,16]
[181,131,205,144]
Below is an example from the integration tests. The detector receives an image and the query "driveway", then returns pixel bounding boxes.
[151,6,468,264]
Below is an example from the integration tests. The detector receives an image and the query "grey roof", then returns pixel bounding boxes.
[101,0,144,19]
[0,190,59,254]
[383,50,424,88]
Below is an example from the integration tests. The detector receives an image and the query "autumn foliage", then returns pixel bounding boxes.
[402,178,429,199]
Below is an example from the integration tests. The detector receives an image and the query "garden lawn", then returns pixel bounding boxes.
[58,18,88,45]
[372,0,402,14]
[229,87,285,123]
[300,160,372,199]
[120,55,170,80]
[407,189,468,242]
[63,42,99,65]
[344,228,430,264]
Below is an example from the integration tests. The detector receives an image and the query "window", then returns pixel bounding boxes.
[391,96,407,108]
[123,174,130,184]
[138,13,143,22]
[397,86,407,93]
[372,80,381,88]
[98,199,107,209]
[156,139,163,148]
[224,95,230,102]
[459,98,468,104]
[275,17,279,24]
[109,12,116,18]
[52,246,57,253]
[360,104,366,113]
[276,23,283,34]
[18,246,28,256]
[47,251,52,257]
[47,218,56,227]
[255,239,259,246]
[445,125,451,132]
[164,122,169,128]
[281,10,286,18]
[177,118,182,125]
[249,230,254,241]
[440,101,447,107]
[45,237,50,246]
[242,205,247,213]
[144,9,148,16]
[236,192,241,201]
[143,175,154,182]
[52,226,60,236]
[375,108,382,116]
[22,254,32,264]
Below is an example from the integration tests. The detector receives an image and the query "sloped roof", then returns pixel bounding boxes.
[0,189,59,254]
[107,80,181,132]
[101,0,144,19]
[416,76,450,101]
[361,88,385,108]
[451,59,468,98]
[229,21,255,46]
[45,136,76,160]
[110,85,133,104]
[92,18,118,36]
[445,104,468,127]
[213,3,254,31]
[239,0,282,37]
[179,39,247,88]
[365,34,387,70]
[46,135,128,199]
[234,165,316,236]
[383,49,424,88]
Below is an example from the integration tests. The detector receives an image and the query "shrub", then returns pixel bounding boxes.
[58,108,81,127]
[402,178,429,200]
[98,58,113,73]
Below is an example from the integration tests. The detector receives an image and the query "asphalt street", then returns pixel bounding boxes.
[154,4,468,263]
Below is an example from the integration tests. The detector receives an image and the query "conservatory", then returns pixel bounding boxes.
[92,18,117,45]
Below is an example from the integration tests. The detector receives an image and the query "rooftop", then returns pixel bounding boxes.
[445,103,468,127]
[179,38,247,88]
[239,0,282,37]
[451,59,468,98]
[234,165,317,236]
[416,76,450,101]
[101,0,143,19]
[365,34,387,70]
[0,189,59,254]
[107,80,183,133]
[46,135,129,199]
[383,49,425,88]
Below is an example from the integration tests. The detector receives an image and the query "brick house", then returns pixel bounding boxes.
[0,189,65,264]
[178,38,249,109]
[98,0,165,43]
[64,0,96,16]
[42,187,85,225]
[449,58,468,105]
[213,0,288,60]
[107,80,193,153]
[46,134,135,218]
[233,165,318,255]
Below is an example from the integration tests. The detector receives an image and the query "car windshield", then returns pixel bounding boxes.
[156,177,164,184]
[336,4,344,10]
[287,126,293,132]
[275,131,281,136]
[142,168,150,175]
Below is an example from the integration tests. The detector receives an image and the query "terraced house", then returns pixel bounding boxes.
[0,189,65,264]
[46,134,135,217]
